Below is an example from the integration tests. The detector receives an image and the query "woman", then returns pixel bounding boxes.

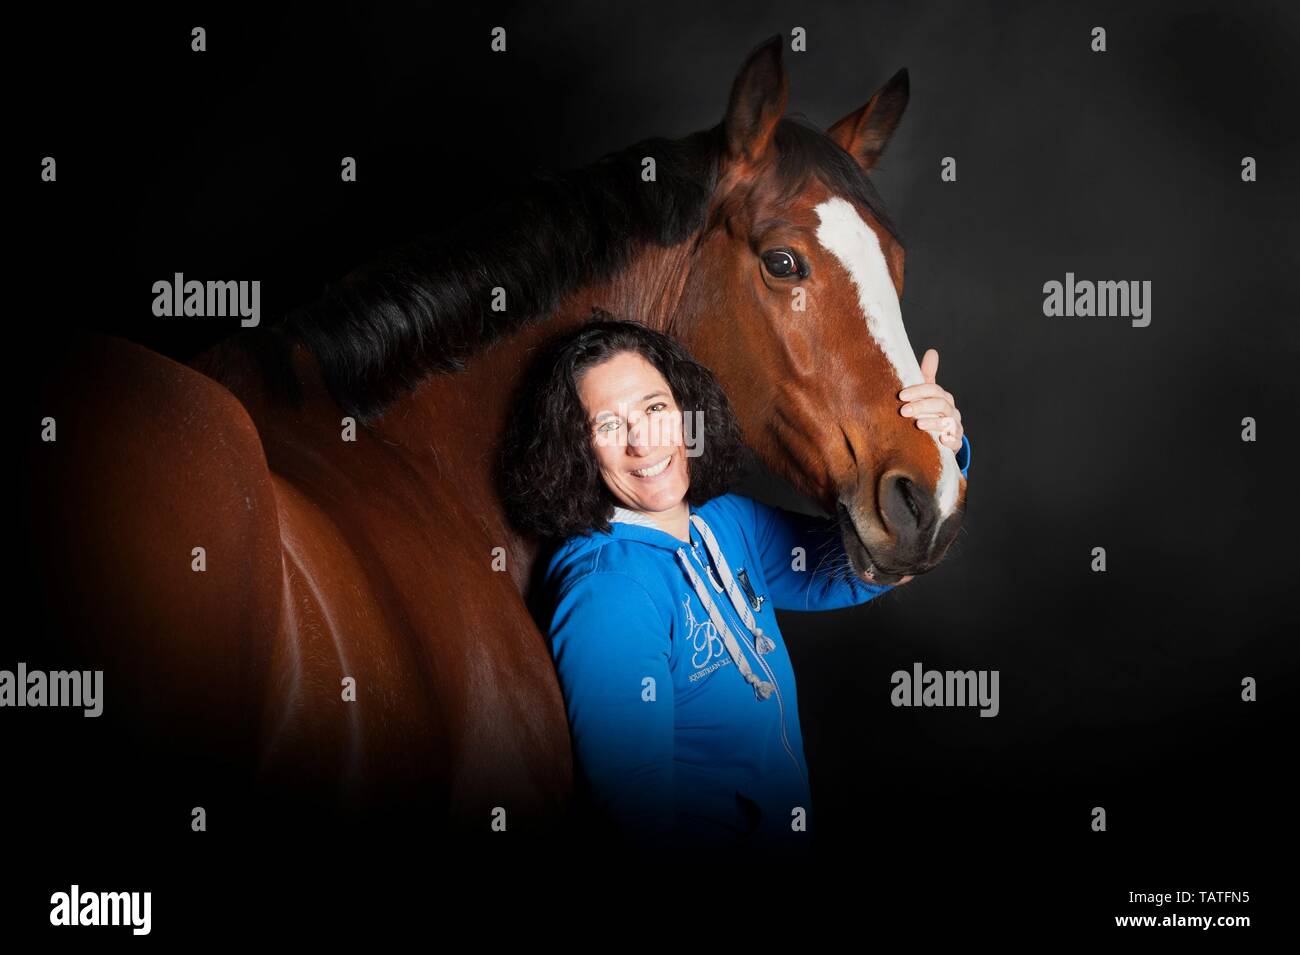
[501,314,971,856]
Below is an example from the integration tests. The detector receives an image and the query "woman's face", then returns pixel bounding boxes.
[578,351,691,515]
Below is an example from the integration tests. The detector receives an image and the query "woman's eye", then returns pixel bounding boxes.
[762,249,803,278]
[648,402,668,413]
[596,420,619,434]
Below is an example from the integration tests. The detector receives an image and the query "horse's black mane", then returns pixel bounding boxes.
[234,114,900,424]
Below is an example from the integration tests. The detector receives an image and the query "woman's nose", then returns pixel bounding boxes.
[625,413,651,448]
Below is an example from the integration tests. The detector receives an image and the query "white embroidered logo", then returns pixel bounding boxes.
[682,593,725,670]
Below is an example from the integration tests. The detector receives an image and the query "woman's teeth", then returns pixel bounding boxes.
[631,454,673,478]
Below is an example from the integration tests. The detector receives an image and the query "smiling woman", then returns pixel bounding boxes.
[500,315,972,856]
[582,351,695,540]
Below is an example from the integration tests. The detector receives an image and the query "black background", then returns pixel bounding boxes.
[9,0,1298,941]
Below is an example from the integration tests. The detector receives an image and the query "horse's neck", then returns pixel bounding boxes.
[378,234,694,454]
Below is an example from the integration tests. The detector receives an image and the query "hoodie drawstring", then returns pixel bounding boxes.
[691,514,777,656]
[675,513,776,701]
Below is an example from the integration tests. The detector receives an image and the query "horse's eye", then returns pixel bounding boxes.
[762,249,801,278]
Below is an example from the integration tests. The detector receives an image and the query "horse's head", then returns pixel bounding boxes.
[676,37,965,585]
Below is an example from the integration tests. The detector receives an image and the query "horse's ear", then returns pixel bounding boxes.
[723,35,789,166]
[827,68,910,171]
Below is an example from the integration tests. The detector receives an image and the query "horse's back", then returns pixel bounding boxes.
[27,332,283,790]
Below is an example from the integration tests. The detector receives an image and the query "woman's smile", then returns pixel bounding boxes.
[630,453,674,479]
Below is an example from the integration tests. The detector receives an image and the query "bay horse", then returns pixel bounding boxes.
[28,36,966,838]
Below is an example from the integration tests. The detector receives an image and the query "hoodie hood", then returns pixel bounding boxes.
[545,501,702,571]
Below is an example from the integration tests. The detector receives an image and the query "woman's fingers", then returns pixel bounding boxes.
[916,415,955,433]
[900,384,960,419]
[920,349,939,384]
[919,416,962,442]
[913,414,964,449]
[898,382,946,401]
[900,395,953,417]
[899,379,963,444]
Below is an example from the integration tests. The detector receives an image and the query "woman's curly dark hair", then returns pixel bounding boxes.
[499,311,745,540]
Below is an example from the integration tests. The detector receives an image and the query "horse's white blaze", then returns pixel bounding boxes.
[814,196,962,526]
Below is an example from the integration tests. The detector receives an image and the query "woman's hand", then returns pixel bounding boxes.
[898,348,964,453]
[890,347,963,588]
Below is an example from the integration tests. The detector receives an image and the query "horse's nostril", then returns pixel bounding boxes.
[898,478,920,521]
[880,472,930,533]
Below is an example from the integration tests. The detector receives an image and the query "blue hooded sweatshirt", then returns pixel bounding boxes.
[543,434,971,853]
